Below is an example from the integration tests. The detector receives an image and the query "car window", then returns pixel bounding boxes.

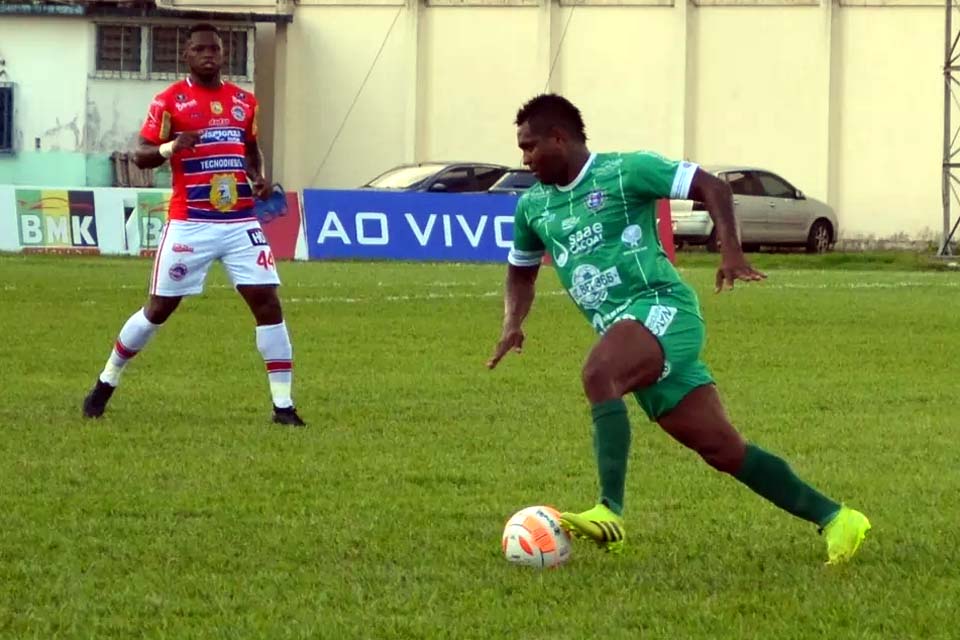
[724,172,759,197]
[755,172,795,198]
[432,168,474,193]
[491,171,537,191]
[474,167,505,190]
[367,164,446,189]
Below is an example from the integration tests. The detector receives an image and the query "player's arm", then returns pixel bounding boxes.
[488,199,544,370]
[244,137,271,200]
[688,169,766,292]
[133,134,198,169]
[133,94,198,169]
[243,99,271,200]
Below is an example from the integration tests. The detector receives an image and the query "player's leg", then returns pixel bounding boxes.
[559,318,665,552]
[82,221,212,418]
[656,383,870,563]
[223,222,305,427]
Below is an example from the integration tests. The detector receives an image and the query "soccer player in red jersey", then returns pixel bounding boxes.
[83,23,305,427]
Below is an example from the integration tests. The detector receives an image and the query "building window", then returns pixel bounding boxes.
[0,83,12,153]
[95,24,142,73]
[94,24,252,80]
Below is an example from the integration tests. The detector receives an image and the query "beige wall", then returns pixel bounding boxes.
[267,0,946,240]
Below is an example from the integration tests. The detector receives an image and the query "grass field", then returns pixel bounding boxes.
[0,251,958,639]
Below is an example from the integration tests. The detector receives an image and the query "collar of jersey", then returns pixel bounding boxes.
[555,152,597,193]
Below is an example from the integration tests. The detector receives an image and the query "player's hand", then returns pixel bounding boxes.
[250,174,271,200]
[487,324,525,370]
[173,131,201,153]
[715,254,766,293]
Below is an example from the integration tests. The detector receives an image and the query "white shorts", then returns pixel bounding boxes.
[150,220,281,297]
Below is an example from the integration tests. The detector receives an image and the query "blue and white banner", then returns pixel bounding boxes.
[302,190,519,262]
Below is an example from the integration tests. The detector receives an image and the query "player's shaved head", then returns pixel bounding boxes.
[515,94,587,143]
[184,23,223,84]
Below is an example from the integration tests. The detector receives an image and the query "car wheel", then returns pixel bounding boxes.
[806,219,833,254]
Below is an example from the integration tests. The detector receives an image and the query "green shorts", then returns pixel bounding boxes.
[606,302,715,421]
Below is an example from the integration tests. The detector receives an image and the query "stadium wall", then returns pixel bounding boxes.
[269,0,944,242]
[0,15,255,189]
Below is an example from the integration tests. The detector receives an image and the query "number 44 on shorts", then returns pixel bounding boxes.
[256,249,276,270]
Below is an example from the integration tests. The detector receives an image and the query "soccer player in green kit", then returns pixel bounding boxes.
[487,94,870,564]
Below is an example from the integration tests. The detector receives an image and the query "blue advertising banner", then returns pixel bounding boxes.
[302,190,519,262]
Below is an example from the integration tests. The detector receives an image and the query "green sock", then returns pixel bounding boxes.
[591,399,631,516]
[735,444,841,528]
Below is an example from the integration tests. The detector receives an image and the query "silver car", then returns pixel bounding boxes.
[670,166,839,253]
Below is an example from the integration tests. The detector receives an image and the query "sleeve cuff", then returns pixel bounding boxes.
[670,161,699,199]
[508,248,544,267]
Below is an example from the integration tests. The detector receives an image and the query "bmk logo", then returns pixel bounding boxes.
[15,189,99,254]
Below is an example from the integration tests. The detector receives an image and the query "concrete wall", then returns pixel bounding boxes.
[269,0,946,240]
[0,15,256,188]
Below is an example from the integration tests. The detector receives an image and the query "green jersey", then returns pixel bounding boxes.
[509,151,701,334]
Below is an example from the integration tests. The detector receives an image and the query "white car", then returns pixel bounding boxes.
[670,166,839,253]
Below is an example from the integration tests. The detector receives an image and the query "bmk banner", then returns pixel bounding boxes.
[15,189,99,254]
[302,190,519,262]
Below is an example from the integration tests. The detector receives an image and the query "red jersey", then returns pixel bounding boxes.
[140,78,259,222]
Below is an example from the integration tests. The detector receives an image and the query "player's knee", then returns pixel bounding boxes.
[697,431,746,474]
[253,296,283,325]
[581,359,617,403]
[144,297,180,324]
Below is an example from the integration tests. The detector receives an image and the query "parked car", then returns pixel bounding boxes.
[671,166,839,253]
[362,162,509,193]
[487,168,538,195]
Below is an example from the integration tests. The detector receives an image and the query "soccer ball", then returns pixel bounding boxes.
[501,505,572,569]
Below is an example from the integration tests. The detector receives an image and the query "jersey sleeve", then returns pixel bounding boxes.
[622,151,699,200]
[139,92,173,144]
[507,196,545,267]
[246,92,260,142]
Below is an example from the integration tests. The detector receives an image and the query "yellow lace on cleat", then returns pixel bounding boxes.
[823,506,871,565]
[559,503,626,554]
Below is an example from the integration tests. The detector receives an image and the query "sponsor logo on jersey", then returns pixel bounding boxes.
[200,128,244,144]
[247,228,268,246]
[585,190,606,211]
[210,101,224,115]
[644,305,677,337]
[568,264,621,310]
[210,173,239,211]
[231,106,246,122]
[567,222,604,257]
[172,243,194,253]
[175,99,198,112]
[208,118,231,127]
[561,216,579,231]
[621,224,642,248]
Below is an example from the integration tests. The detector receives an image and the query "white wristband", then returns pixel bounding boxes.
[158,141,175,159]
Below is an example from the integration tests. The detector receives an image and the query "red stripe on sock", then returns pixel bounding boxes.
[115,340,138,360]
[266,360,292,373]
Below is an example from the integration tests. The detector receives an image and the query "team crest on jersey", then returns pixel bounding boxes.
[585,190,606,211]
[210,173,239,211]
[231,106,246,122]
[210,101,224,115]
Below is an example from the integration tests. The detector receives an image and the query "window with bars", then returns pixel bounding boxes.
[96,24,142,73]
[0,83,13,153]
[95,24,252,79]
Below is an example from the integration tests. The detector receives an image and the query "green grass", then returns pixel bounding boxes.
[0,252,958,639]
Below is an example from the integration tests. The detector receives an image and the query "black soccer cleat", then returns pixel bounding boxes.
[83,379,116,418]
[272,405,306,427]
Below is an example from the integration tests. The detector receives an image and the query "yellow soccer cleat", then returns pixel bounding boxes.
[559,503,626,554]
[822,506,871,565]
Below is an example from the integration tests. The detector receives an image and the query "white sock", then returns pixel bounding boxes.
[99,308,161,386]
[256,321,293,409]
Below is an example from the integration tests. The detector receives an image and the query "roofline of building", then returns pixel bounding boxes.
[0,2,293,23]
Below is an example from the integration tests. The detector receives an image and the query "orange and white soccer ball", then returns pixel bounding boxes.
[501,505,572,569]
